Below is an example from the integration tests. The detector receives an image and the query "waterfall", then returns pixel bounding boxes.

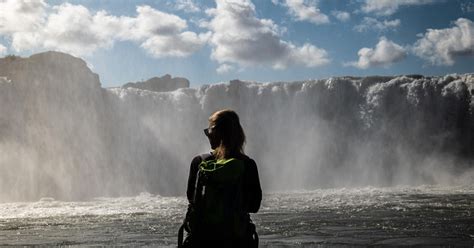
[0,51,472,202]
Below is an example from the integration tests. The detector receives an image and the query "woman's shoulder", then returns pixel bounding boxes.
[192,152,214,161]
[236,153,256,166]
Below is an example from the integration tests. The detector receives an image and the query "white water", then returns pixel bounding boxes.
[0,186,473,246]
[0,51,473,202]
[0,185,472,220]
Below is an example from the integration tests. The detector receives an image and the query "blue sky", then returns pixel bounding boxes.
[0,0,473,87]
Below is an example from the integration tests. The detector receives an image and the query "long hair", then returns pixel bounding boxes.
[209,109,246,160]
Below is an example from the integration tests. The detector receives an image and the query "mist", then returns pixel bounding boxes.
[0,51,472,202]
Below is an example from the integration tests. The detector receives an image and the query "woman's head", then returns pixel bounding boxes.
[205,109,246,159]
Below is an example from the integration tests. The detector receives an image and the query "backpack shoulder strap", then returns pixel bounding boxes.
[192,152,214,204]
[195,152,213,190]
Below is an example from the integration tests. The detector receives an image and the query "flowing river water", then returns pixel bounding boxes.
[1,185,473,247]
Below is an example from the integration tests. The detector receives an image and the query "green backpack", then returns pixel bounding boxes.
[194,157,247,239]
[188,156,247,238]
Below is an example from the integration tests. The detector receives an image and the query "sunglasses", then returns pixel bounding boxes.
[203,126,216,136]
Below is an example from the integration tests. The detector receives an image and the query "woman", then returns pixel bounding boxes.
[179,109,262,248]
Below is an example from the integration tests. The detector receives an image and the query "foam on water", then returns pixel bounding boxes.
[0,185,472,220]
[0,193,186,219]
[262,184,474,212]
[0,186,473,246]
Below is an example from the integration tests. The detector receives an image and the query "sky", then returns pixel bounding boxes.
[0,0,473,87]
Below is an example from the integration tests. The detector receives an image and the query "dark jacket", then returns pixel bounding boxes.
[181,153,262,247]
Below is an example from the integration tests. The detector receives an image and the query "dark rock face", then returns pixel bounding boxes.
[122,74,190,92]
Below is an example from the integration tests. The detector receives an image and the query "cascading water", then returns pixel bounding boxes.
[0,51,472,202]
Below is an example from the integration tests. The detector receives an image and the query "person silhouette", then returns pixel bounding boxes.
[178,109,262,248]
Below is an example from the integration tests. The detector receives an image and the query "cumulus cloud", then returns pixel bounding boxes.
[125,5,209,57]
[206,0,329,70]
[0,0,46,34]
[354,17,400,32]
[173,0,200,13]
[142,31,210,58]
[19,3,117,55]
[332,11,350,22]
[0,1,206,57]
[276,0,329,25]
[346,37,406,69]
[216,63,234,74]
[123,6,189,41]
[412,18,474,66]
[0,43,7,55]
[361,0,437,16]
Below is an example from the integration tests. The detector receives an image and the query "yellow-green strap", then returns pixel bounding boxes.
[199,158,237,172]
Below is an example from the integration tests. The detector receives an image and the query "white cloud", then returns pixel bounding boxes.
[279,0,329,25]
[0,2,206,57]
[142,31,210,58]
[173,0,200,13]
[362,0,437,16]
[33,4,116,55]
[124,6,189,41]
[354,17,400,32]
[412,18,474,66]
[332,11,350,22]
[0,0,47,34]
[346,37,406,69]
[0,43,7,55]
[216,63,234,74]
[124,5,208,57]
[206,0,329,69]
